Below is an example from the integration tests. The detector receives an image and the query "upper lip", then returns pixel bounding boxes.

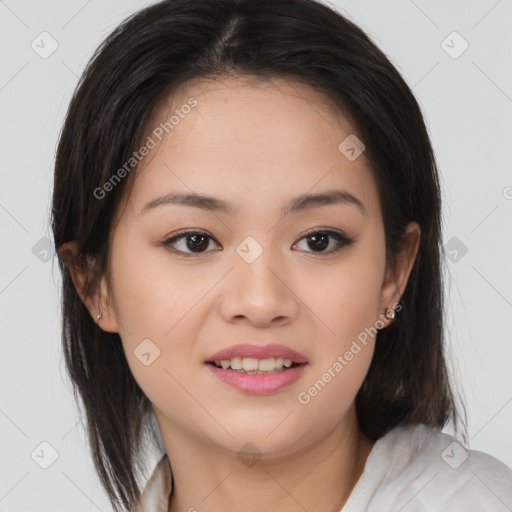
[205,344,308,364]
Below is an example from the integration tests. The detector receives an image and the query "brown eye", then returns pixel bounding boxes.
[186,233,210,252]
[306,232,329,251]
[162,230,220,255]
[294,229,355,254]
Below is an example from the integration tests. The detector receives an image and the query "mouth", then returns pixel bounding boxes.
[206,357,306,375]
[204,344,308,394]
[204,343,308,372]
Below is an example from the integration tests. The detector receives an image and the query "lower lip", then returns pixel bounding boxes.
[205,363,307,394]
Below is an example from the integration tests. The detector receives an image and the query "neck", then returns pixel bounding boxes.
[155,406,374,512]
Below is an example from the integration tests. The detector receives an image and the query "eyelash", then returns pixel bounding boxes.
[161,228,355,257]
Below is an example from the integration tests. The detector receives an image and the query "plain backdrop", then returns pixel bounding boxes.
[1,0,511,510]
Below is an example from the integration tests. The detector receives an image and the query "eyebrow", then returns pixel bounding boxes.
[140,189,366,217]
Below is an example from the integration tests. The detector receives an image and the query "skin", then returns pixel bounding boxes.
[60,76,420,512]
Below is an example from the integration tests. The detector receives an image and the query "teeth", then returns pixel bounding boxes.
[243,357,259,371]
[230,357,243,370]
[258,358,275,371]
[212,356,299,372]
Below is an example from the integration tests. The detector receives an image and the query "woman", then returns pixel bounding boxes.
[52,0,512,510]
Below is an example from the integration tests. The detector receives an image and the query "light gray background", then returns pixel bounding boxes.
[1,0,511,510]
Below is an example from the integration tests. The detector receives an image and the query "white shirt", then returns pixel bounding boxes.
[135,423,512,511]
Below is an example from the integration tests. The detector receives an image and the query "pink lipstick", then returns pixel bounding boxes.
[205,343,308,395]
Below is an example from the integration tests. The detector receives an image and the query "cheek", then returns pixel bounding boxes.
[292,236,385,417]
[294,267,382,434]
[108,229,243,414]
[294,344,372,444]
[306,250,385,350]
[107,237,209,395]
[109,257,206,427]
[106,221,386,443]
[109,234,210,342]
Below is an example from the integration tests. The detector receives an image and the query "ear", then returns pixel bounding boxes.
[58,241,119,333]
[379,222,421,327]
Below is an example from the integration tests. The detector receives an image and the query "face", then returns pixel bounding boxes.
[93,76,412,457]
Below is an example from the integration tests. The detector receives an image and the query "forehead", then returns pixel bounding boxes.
[150,75,355,156]
[121,75,380,221]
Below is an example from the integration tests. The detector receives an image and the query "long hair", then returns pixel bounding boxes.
[51,0,466,510]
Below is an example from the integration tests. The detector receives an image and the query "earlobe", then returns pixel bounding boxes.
[58,241,120,333]
[95,276,120,333]
[379,222,421,326]
[394,222,421,296]
[58,241,89,303]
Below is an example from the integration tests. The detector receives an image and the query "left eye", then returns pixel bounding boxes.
[161,229,354,256]
[162,230,220,254]
[293,229,354,254]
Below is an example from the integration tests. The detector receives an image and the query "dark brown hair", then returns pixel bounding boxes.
[51,0,466,510]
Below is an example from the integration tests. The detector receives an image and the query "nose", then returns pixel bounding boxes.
[217,243,301,328]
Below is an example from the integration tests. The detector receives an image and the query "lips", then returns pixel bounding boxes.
[205,343,308,364]
[204,343,308,394]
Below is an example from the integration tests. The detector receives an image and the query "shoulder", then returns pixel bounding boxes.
[343,423,512,512]
[134,453,173,512]
[134,411,173,511]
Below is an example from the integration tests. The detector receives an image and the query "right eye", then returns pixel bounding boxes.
[161,230,222,256]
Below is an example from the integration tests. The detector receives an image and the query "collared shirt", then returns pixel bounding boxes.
[135,423,512,511]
